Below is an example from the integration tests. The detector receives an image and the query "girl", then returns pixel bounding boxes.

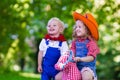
[37,17,69,80]
[71,12,100,80]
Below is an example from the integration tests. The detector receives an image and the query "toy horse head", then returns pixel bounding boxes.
[55,50,74,70]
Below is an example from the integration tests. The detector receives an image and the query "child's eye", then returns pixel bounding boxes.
[76,26,81,28]
[53,25,56,27]
[79,26,81,28]
[47,25,50,27]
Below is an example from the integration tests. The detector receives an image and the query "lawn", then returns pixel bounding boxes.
[0,72,40,80]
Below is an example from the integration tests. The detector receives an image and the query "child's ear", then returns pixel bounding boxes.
[60,27,64,33]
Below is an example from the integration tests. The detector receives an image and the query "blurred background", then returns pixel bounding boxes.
[0,0,120,80]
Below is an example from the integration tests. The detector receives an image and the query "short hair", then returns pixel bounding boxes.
[47,17,65,33]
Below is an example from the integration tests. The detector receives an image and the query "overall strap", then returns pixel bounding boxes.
[58,41,62,47]
[45,39,49,45]
[84,39,89,44]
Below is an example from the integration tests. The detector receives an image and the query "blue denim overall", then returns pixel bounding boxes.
[75,39,97,76]
[41,40,62,80]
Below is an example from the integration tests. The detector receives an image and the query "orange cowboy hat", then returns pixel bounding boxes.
[73,12,99,41]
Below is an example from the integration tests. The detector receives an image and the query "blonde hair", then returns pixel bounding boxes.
[47,17,65,33]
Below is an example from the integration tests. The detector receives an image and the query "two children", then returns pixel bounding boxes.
[38,11,100,80]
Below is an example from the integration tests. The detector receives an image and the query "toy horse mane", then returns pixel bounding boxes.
[55,50,74,70]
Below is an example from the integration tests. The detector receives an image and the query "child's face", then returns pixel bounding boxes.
[74,20,88,37]
[47,20,62,37]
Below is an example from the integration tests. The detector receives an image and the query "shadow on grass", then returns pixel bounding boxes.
[0,71,40,80]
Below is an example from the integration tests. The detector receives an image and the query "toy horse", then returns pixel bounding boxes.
[55,50,81,80]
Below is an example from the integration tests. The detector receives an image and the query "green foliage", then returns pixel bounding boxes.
[0,0,120,79]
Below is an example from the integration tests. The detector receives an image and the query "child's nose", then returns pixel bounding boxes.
[76,28,79,31]
[50,25,54,28]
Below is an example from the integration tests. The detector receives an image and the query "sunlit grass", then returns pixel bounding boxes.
[0,72,40,80]
[19,72,40,78]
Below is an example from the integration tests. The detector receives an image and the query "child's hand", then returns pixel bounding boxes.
[74,57,81,62]
[38,65,42,73]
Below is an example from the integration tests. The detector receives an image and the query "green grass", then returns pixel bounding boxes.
[0,72,40,80]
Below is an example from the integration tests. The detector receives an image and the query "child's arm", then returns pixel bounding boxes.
[70,40,76,55]
[37,51,43,73]
[87,40,100,58]
[61,41,69,55]
[37,39,46,73]
[74,40,100,62]
[74,56,94,62]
